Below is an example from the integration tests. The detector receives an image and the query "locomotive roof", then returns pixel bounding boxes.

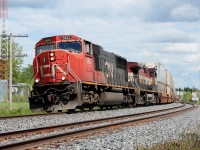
[36,34,83,45]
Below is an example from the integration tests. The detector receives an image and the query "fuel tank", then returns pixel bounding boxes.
[100,92,124,105]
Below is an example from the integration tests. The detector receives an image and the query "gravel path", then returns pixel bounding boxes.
[41,104,200,150]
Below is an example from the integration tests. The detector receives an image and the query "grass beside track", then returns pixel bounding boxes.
[0,101,41,116]
[139,130,200,150]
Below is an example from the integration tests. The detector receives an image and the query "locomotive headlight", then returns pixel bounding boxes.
[61,76,66,81]
[35,78,40,83]
[49,52,54,57]
[50,57,55,61]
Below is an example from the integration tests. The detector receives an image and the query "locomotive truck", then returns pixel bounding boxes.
[29,35,175,112]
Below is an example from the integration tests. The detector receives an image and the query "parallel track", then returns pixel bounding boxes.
[0,104,196,150]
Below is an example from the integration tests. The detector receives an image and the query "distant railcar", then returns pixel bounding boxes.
[29,35,176,112]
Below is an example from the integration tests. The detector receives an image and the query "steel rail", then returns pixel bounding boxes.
[0,104,185,139]
[0,104,195,150]
[0,102,182,120]
[0,112,66,120]
[0,106,149,120]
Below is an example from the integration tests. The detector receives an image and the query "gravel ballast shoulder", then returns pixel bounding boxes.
[0,103,198,150]
[0,103,182,133]
[45,105,200,150]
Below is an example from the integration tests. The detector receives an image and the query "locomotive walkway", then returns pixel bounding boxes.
[0,104,196,150]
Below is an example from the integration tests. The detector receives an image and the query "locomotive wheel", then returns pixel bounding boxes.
[89,105,93,111]
[106,106,111,110]
[68,109,75,113]
[127,103,131,108]
[81,106,86,111]
[121,104,126,108]
[99,106,104,110]
[132,103,136,107]
[46,111,52,113]
[144,101,149,106]
[57,110,62,112]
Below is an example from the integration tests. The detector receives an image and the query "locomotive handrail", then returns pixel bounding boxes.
[128,76,140,88]
[51,63,68,81]
[61,55,80,82]
[33,58,39,79]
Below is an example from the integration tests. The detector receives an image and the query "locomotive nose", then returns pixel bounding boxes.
[35,50,69,83]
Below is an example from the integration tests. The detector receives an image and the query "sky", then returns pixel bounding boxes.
[6,0,200,88]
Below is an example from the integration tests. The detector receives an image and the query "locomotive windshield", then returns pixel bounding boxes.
[36,44,55,55]
[57,41,82,52]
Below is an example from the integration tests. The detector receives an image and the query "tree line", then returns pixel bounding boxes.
[175,87,198,93]
[176,87,200,104]
[12,42,33,85]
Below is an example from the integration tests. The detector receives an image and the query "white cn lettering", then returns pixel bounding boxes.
[105,61,114,78]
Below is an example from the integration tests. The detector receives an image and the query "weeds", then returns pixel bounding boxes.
[0,101,41,116]
[141,130,200,150]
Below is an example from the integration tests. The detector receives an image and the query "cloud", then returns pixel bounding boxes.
[136,1,200,22]
[6,0,200,88]
[164,43,199,53]
[141,27,195,43]
[182,54,200,63]
[9,0,54,8]
[136,50,160,57]
[171,4,200,22]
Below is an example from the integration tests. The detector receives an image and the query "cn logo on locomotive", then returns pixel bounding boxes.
[43,58,46,63]
[105,61,114,78]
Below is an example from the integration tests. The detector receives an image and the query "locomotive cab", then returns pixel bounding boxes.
[33,35,84,84]
[29,35,103,112]
[30,35,88,112]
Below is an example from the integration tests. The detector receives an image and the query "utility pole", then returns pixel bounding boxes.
[8,33,28,111]
[8,33,11,110]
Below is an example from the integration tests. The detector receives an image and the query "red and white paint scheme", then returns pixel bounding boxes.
[29,35,176,112]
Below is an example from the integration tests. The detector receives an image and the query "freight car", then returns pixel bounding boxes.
[29,35,175,112]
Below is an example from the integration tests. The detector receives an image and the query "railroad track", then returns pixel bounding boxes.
[0,104,196,150]
[0,112,65,120]
[0,102,182,120]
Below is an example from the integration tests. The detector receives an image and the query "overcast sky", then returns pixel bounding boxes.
[6,0,200,88]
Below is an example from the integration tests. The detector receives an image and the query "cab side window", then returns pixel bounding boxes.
[84,41,92,55]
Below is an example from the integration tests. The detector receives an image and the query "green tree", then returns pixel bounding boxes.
[19,64,34,84]
[176,87,183,91]
[192,86,198,92]
[182,92,192,103]
[184,87,191,93]
[11,42,24,83]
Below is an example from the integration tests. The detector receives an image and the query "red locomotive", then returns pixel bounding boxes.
[29,35,175,112]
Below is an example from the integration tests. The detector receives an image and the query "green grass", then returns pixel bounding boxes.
[146,140,200,150]
[139,130,200,150]
[0,101,41,116]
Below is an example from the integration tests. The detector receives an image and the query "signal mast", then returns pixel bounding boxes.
[0,0,8,80]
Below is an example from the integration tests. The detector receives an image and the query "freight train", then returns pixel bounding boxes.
[29,35,176,112]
